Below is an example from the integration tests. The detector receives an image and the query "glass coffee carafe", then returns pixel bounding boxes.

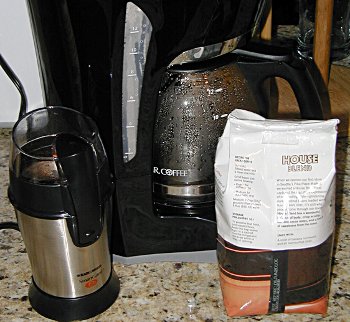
[153,43,327,219]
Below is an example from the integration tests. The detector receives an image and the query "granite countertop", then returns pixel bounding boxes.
[0,124,350,322]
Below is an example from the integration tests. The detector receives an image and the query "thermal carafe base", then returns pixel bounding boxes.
[28,271,120,321]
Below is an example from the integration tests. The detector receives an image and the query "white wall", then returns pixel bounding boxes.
[0,0,44,127]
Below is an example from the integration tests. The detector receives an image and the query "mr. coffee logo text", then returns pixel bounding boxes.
[282,154,319,172]
[153,167,188,177]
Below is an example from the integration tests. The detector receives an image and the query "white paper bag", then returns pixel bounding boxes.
[215,109,339,251]
[215,109,339,317]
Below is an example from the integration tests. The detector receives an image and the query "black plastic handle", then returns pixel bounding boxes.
[55,133,102,246]
[233,40,330,119]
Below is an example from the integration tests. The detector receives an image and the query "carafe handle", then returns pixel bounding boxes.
[234,40,330,119]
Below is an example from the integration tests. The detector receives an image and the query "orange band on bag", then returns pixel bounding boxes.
[285,296,328,315]
[219,271,270,316]
[220,265,271,279]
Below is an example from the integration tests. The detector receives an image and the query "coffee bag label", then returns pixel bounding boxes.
[215,109,338,251]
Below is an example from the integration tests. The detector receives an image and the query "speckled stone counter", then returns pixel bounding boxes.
[0,125,350,322]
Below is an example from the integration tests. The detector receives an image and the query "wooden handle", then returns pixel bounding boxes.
[313,0,334,86]
[260,0,272,40]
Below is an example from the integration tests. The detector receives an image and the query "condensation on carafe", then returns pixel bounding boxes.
[153,62,257,188]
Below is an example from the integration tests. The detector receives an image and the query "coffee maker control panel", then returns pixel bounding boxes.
[122,2,152,162]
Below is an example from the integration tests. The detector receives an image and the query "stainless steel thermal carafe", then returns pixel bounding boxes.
[8,107,119,321]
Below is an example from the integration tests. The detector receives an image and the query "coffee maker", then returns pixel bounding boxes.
[25,0,328,263]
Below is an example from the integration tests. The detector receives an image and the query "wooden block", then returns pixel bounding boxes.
[273,65,350,137]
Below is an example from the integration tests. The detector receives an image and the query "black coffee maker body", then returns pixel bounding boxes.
[26,0,328,262]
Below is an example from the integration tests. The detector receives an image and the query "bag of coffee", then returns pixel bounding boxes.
[215,109,339,316]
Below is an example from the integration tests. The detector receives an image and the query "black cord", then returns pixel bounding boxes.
[0,53,28,119]
[0,221,20,231]
[0,56,26,231]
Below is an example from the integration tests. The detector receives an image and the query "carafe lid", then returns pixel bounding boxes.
[169,37,241,66]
